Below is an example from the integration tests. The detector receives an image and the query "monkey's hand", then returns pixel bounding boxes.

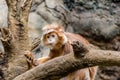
[24,51,38,68]
[24,51,34,63]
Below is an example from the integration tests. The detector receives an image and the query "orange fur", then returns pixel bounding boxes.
[42,23,64,33]
[25,23,98,80]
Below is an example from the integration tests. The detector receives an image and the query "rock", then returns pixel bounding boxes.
[73,15,120,41]
[0,0,8,27]
[45,0,63,8]
[0,0,8,53]
[66,26,74,33]
[28,12,47,29]
[28,12,47,38]
[36,0,66,26]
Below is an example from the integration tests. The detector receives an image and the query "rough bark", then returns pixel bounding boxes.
[0,0,32,80]
[30,37,41,51]
[13,42,120,80]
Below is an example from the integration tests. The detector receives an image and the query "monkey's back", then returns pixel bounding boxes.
[65,32,89,45]
[62,32,98,80]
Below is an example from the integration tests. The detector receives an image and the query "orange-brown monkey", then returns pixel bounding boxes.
[25,23,98,80]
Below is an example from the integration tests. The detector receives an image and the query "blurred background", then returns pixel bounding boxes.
[0,0,120,80]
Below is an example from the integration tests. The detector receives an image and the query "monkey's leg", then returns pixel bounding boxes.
[89,66,98,80]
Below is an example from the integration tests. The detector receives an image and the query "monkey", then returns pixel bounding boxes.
[24,23,98,80]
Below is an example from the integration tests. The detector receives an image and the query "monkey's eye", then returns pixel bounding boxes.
[51,34,55,37]
[47,36,50,38]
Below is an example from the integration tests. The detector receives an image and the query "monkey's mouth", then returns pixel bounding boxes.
[49,43,53,45]
[48,43,55,47]
[47,43,57,48]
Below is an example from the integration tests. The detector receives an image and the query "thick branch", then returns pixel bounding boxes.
[14,42,120,80]
[6,0,17,31]
[5,0,33,51]
[18,0,33,45]
[1,0,33,80]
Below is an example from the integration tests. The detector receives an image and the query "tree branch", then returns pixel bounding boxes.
[30,37,41,51]
[13,41,120,80]
[1,0,33,80]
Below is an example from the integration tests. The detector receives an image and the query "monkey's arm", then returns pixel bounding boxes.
[37,57,51,64]
[24,51,51,68]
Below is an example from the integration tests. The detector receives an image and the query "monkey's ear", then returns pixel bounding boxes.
[62,34,68,44]
[40,36,44,45]
[57,32,68,45]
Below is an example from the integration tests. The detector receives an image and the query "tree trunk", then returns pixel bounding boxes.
[0,0,32,80]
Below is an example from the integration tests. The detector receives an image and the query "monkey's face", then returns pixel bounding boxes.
[42,29,68,49]
[43,32,59,48]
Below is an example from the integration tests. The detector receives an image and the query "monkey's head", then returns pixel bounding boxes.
[41,24,67,49]
[42,23,64,34]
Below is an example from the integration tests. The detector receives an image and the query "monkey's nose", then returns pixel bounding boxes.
[49,43,53,46]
